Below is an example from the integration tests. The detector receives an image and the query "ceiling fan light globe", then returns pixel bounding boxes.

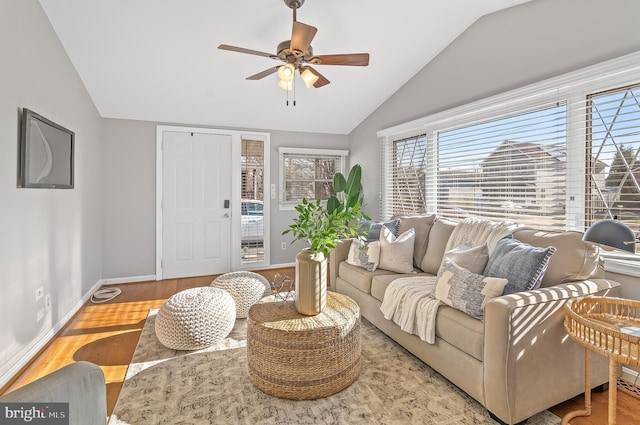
[277,64,295,82]
[301,68,319,88]
[278,79,293,91]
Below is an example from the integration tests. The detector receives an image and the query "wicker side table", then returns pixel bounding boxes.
[247,291,361,400]
[563,296,640,425]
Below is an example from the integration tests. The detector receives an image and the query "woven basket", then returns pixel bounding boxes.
[247,292,361,400]
[564,296,640,367]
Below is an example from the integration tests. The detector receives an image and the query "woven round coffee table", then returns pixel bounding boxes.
[247,291,361,400]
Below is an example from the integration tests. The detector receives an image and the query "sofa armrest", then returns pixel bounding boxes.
[482,279,621,424]
[329,239,353,290]
[0,361,107,425]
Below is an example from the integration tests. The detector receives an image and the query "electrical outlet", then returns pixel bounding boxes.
[281,242,286,250]
[271,184,276,199]
[35,287,44,302]
[36,308,45,322]
[45,294,51,311]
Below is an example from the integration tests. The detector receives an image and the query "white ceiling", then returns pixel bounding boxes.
[39,0,531,134]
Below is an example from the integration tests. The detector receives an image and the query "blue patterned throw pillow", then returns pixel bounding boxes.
[483,235,557,295]
[435,260,508,320]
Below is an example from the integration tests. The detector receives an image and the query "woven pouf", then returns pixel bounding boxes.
[155,287,236,350]
[211,271,271,318]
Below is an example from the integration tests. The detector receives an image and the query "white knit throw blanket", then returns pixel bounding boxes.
[380,276,441,344]
[445,217,519,255]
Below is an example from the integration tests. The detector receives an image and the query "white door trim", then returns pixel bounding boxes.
[156,125,270,280]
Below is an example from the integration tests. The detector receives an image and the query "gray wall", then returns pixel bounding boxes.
[101,119,348,277]
[102,119,157,278]
[0,0,103,386]
[349,0,640,220]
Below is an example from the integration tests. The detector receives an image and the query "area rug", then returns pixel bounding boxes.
[109,309,560,425]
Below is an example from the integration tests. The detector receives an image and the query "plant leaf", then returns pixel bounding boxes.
[333,172,346,193]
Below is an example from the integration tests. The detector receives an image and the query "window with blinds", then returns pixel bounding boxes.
[278,148,347,209]
[388,135,427,216]
[436,104,567,228]
[379,52,640,237]
[586,84,640,233]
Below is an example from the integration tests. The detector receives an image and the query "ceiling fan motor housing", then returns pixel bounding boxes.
[284,0,304,9]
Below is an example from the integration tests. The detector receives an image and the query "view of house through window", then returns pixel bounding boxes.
[241,139,265,264]
[436,104,567,228]
[587,84,640,233]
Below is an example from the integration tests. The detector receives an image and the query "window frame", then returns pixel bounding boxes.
[278,147,348,211]
[378,51,640,233]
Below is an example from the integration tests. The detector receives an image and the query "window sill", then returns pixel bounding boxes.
[603,254,640,278]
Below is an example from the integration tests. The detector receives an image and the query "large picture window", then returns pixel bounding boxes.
[379,52,640,238]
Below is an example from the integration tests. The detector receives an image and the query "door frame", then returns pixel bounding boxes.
[156,125,270,280]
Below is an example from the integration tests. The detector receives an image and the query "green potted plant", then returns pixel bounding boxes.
[283,165,369,315]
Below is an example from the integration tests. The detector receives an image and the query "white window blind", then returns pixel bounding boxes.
[382,135,427,216]
[436,104,567,228]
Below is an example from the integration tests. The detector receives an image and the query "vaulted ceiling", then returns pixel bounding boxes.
[39,0,531,134]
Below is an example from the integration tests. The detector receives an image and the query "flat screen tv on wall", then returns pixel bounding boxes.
[18,108,74,189]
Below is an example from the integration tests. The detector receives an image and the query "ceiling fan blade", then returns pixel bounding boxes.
[290,21,317,53]
[218,44,277,59]
[246,66,280,80]
[305,66,330,88]
[312,53,370,66]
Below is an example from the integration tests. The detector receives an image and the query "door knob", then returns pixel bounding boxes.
[223,213,230,218]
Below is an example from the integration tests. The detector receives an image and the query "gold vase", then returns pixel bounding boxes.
[295,248,327,315]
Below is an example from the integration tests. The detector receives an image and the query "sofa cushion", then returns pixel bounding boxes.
[370,272,434,302]
[397,214,437,269]
[435,260,508,320]
[379,227,416,274]
[359,218,401,243]
[442,244,489,275]
[513,228,601,286]
[337,261,393,294]
[435,305,484,361]
[421,218,457,274]
[346,240,381,272]
[483,235,557,295]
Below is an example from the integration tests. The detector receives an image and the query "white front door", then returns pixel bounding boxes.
[161,131,232,279]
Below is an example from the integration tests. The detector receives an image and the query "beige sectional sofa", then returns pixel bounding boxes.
[329,215,621,425]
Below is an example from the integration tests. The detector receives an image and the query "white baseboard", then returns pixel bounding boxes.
[0,280,103,389]
[99,275,157,286]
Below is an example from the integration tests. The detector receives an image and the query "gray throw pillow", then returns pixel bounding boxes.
[359,219,401,243]
[441,244,489,275]
[483,235,557,295]
[435,260,508,320]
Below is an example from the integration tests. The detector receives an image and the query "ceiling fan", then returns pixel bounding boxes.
[218,0,369,89]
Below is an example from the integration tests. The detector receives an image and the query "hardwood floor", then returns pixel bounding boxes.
[2,269,639,424]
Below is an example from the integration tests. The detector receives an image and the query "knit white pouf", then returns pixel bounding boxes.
[155,287,236,350]
[211,271,271,319]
